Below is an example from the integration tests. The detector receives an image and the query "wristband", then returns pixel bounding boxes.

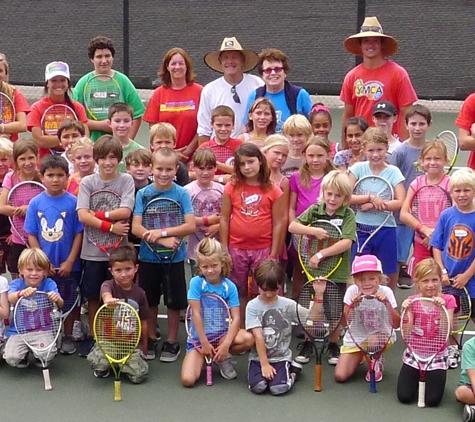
[95,210,106,220]
[316,252,324,260]
[218,176,224,184]
[161,230,168,238]
[442,269,448,275]
[203,215,210,227]
[314,297,324,304]
[416,223,423,232]
[17,290,22,299]
[109,224,114,233]
[105,211,110,219]
[100,220,112,233]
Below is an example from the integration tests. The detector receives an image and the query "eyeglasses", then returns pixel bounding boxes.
[360,25,383,34]
[262,66,284,75]
[231,85,240,104]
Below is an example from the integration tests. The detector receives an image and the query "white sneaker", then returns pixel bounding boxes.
[448,345,460,369]
[218,355,237,380]
[72,320,85,341]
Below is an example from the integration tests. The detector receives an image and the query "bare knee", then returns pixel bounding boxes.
[181,374,197,388]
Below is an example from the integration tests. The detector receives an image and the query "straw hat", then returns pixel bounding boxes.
[344,17,398,57]
[204,37,258,73]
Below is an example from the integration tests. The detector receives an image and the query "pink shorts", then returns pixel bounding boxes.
[228,245,271,296]
[407,241,432,277]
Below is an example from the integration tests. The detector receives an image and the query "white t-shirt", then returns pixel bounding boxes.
[0,275,9,339]
[343,284,397,347]
[197,74,264,138]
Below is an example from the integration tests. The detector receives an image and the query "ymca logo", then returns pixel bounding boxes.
[354,79,383,101]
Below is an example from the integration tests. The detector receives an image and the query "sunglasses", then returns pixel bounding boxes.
[360,25,383,33]
[262,66,284,75]
[231,85,240,104]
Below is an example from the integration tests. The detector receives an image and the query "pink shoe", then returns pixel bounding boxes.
[365,357,384,382]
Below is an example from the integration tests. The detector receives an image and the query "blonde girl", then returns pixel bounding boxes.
[281,114,312,178]
[67,137,97,196]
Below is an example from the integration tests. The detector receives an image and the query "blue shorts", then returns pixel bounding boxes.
[248,360,293,395]
[353,226,398,275]
[396,224,414,263]
[80,260,111,301]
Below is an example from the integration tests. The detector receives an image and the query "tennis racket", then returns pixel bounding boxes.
[83,75,123,121]
[7,181,46,246]
[437,130,459,174]
[84,190,123,255]
[353,175,394,255]
[14,291,63,390]
[142,197,185,307]
[94,301,141,401]
[191,188,223,242]
[400,297,450,407]
[298,220,343,280]
[41,104,78,155]
[0,92,16,124]
[185,293,232,386]
[346,295,394,393]
[441,282,471,355]
[296,279,343,392]
[210,143,235,167]
[411,184,452,242]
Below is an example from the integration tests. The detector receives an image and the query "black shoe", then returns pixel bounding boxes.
[327,342,340,365]
[290,361,303,381]
[397,266,414,289]
[160,341,181,362]
[294,341,313,364]
[146,337,159,360]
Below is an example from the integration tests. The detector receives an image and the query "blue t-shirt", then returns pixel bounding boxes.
[24,191,83,271]
[7,277,59,335]
[244,88,312,133]
[430,206,475,298]
[187,275,240,308]
[133,182,193,263]
[348,161,405,227]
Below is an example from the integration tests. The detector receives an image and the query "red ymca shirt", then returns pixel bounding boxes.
[340,61,418,140]
[455,93,475,169]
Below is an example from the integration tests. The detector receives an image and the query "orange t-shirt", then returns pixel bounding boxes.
[225,181,282,249]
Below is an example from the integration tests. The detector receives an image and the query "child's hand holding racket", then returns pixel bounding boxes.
[374,292,388,303]
[111,220,130,236]
[311,227,330,240]
[57,261,73,277]
[401,298,413,311]
[309,253,323,269]
[21,287,37,297]
[350,293,363,305]
[104,297,121,306]
[203,224,220,238]
[312,278,327,295]
[47,291,62,304]
[432,296,446,308]
[453,273,470,289]
[213,341,231,362]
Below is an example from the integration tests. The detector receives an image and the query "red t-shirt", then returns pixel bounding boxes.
[455,93,475,169]
[27,97,88,158]
[224,181,282,249]
[143,83,203,149]
[340,61,418,140]
[8,89,31,142]
[197,138,242,175]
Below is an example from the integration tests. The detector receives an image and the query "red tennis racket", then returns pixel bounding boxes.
[210,143,235,167]
[185,293,231,386]
[400,297,450,407]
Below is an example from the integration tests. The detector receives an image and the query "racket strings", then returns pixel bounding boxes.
[441,285,471,332]
[411,187,452,225]
[192,190,223,216]
[353,178,393,218]
[15,293,62,335]
[210,145,234,164]
[0,93,15,123]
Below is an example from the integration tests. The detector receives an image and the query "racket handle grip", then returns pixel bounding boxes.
[314,364,322,392]
[206,364,213,386]
[43,368,52,391]
[369,370,376,394]
[114,380,122,401]
[418,381,425,408]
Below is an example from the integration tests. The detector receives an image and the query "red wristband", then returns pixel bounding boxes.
[95,210,106,220]
[100,220,112,233]
[17,290,22,299]
[416,223,423,232]
[203,216,209,227]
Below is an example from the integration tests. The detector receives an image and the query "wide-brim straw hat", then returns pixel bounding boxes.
[344,17,398,57]
[204,37,258,73]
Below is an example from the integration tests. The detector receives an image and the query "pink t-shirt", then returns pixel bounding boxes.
[340,61,418,140]
[289,172,323,217]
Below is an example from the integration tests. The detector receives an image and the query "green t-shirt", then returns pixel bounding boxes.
[118,140,145,173]
[460,336,475,386]
[72,70,145,141]
[295,202,356,283]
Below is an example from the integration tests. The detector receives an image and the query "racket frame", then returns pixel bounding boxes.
[0,91,16,124]
[191,188,223,242]
[83,75,123,121]
[437,130,459,174]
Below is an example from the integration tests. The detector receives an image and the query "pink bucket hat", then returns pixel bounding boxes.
[351,255,383,276]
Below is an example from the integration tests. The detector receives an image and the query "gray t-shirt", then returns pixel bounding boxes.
[77,172,135,261]
[281,155,303,178]
[246,296,307,362]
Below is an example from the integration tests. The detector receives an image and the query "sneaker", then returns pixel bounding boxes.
[159,341,181,362]
[397,267,414,289]
[155,327,162,342]
[60,334,76,355]
[72,320,85,341]
[78,336,95,357]
[327,342,340,365]
[218,355,237,379]
[365,357,384,382]
[293,324,306,339]
[290,361,303,382]
[294,341,314,364]
[81,301,88,315]
[464,404,475,422]
[146,337,159,360]
[448,345,460,369]
[94,369,110,378]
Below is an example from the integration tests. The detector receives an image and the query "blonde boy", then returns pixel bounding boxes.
[281,114,312,177]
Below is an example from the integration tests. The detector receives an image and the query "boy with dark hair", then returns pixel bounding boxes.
[24,154,83,355]
[132,147,196,362]
[87,245,149,382]
[57,119,86,174]
[73,36,145,141]
[390,104,432,289]
[108,102,144,173]
[77,135,135,357]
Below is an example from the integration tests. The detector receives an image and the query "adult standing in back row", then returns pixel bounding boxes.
[197,37,263,144]
[340,17,417,148]
[244,48,313,133]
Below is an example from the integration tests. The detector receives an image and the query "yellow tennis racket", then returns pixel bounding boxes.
[93,301,141,401]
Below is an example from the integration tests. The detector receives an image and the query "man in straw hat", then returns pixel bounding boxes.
[197,37,263,144]
[340,17,417,146]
